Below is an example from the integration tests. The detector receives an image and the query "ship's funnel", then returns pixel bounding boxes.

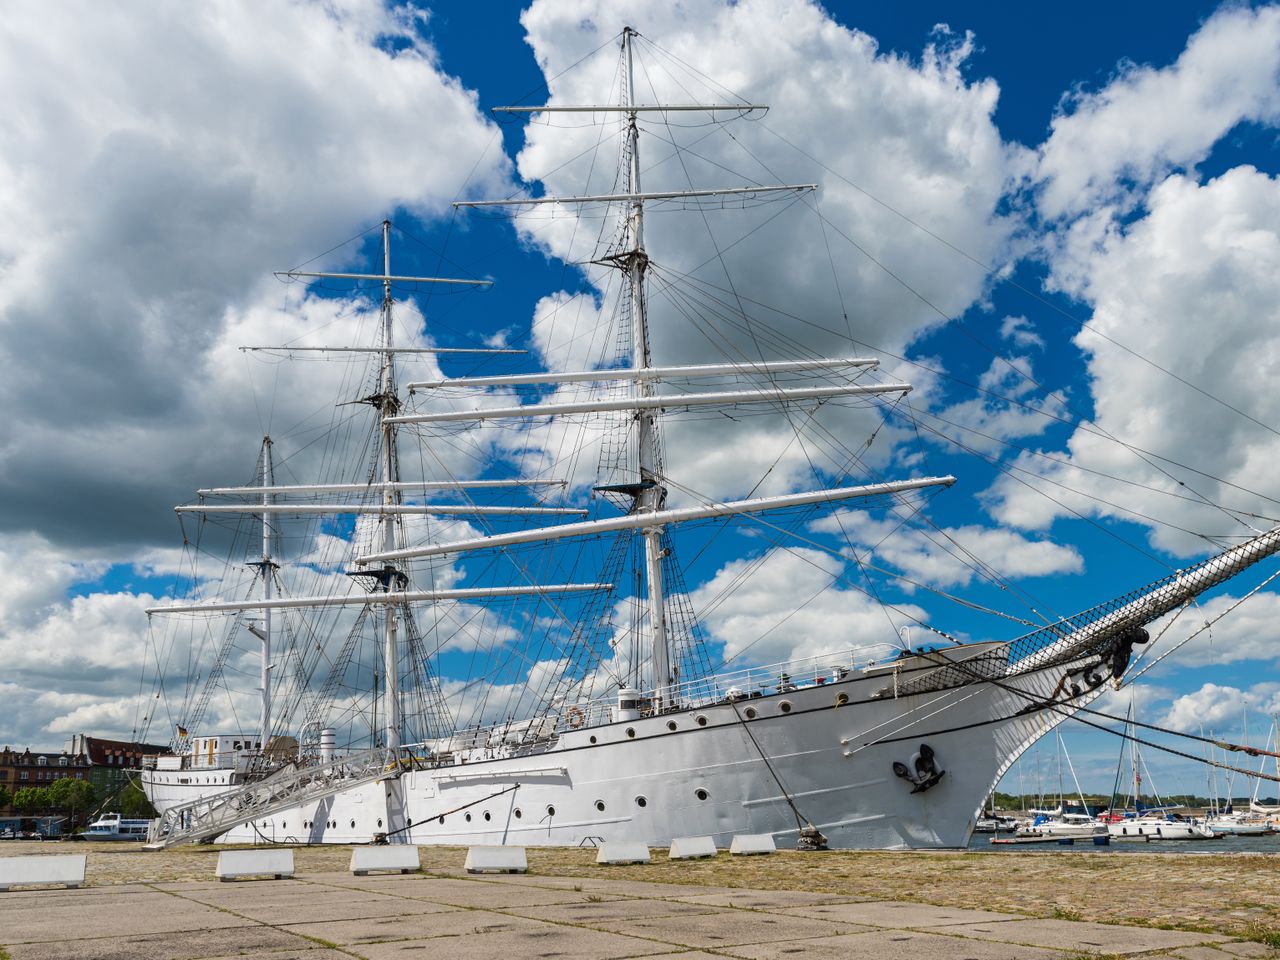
[319,728,336,764]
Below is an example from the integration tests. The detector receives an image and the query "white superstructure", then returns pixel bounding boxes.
[83,813,152,841]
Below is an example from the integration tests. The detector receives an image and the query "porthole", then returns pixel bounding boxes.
[695,714,708,726]
[438,815,445,824]
[350,819,356,829]
[595,800,606,812]
[465,813,472,822]
[514,808,522,819]
[635,796,648,808]
[546,805,556,817]
[836,693,849,706]
[282,822,287,830]
[589,735,598,744]
[695,788,709,801]
[483,811,491,821]
[626,727,636,738]
[744,707,757,719]
[779,700,793,714]
[667,720,678,731]
[377,819,383,828]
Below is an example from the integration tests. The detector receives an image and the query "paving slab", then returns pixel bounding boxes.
[306,872,607,903]
[465,876,743,899]
[777,899,1023,927]
[2,926,324,960]
[319,875,626,908]
[0,882,155,902]
[1216,944,1280,958]
[943,918,1230,955]
[587,909,858,948]
[355,923,674,960]
[171,884,392,908]
[280,907,546,946]
[191,952,350,960]
[226,894,461,924]
[1,897,256,943]
[503,896,725,924]
[721,929,1071,960]
[672,889,866,909]
[152,879,316,901]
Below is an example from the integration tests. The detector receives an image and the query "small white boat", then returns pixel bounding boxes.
[973,815,1018,833]
[1204,812,1273,836]
[1106,814,1213,841]
[998,812,1108,844]
[82,813,152,841]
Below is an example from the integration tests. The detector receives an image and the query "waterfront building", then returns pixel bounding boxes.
[64,735,168,806]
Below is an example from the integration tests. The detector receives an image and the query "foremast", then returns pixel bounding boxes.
[150,227,611,758]
[253,437,277,755]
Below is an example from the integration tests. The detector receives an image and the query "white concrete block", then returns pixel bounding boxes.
[595,841,650,865]
[668,836,717,860]
[729,833,777,855]
[0,855,86,891]
[350,845,421,876]
[215,848,295,881]
[464,845,528,874]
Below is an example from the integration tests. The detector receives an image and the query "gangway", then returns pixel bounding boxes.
[144,745,412,848]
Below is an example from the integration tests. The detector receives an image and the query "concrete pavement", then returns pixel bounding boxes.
[0,867,1273,960]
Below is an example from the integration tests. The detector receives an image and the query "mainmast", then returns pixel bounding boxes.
[376,220,403,750]
[620,27,672,706]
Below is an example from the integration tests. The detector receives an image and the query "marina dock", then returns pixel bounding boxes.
[1,841,1276,959]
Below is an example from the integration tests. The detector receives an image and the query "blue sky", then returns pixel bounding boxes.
[2,1,1279,798]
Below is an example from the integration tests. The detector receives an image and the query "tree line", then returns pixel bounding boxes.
[1,779,156,824]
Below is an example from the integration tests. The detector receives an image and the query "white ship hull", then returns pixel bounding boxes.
[144,658,1080,849]
[1107,818,1213,840]
[1205,818,1272,836]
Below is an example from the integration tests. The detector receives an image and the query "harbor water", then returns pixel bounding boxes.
[971,830,1280,854]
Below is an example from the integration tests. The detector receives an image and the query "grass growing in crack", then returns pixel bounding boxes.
[293,933,347,951]
[1051,905,1084,922]
[1244,922,1280,948]
[586,894,606,903]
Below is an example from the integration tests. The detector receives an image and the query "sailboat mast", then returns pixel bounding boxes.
[378,219,401,751]
[621,27,673,707]
[259,437,275,755]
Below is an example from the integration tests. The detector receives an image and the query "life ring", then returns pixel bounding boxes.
[566,706,585,729]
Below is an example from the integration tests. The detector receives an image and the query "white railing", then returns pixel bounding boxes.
[421,644,903,757]
[194,645,910,777]
[662,644,902,710]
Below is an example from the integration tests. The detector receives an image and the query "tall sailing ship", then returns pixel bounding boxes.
[141,29,1280,849]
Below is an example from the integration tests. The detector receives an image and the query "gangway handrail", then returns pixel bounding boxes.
[145,743,410,848]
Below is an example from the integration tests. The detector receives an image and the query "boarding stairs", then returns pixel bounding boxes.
[144,745,407,848]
